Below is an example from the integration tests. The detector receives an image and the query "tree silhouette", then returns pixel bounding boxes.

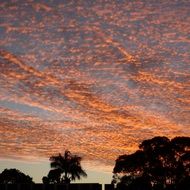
[47,169,61,183]
[0,168,33,184]
[43,150,87,184]
[113,136,190,190]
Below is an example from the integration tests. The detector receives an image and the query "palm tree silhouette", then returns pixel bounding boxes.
[49,150,87,183]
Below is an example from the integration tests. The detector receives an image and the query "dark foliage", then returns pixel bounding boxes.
[42,150,87,184]
[0,168,33,184]
[113,136,190,190]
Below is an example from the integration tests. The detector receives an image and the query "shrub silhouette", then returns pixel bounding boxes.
[0,168,33,184]
[113,136,190,190]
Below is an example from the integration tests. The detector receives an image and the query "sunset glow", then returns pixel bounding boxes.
[0,0,190,181]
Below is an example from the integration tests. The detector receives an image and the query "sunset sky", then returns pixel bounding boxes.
[0,0,190,184]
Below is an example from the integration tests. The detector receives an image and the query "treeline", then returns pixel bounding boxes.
[0,136,190,190]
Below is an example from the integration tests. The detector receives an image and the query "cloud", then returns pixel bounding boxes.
[0,0,189,172]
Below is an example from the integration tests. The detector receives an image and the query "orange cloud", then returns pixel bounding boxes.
[0,0,189,173]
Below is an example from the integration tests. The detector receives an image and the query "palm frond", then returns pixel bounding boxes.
[48,150,87,183]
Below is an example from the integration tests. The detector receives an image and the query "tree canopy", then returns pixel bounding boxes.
[0,168,33,184]
[113,136,190,190]
[43,150,87,184]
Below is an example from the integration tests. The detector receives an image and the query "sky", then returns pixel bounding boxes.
[0,0,190,184]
